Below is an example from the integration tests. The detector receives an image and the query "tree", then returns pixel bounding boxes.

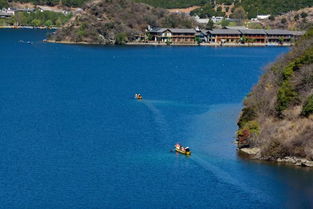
[55,18,63,27]
[281,18,287,24]
[31,19,41,27]
[115,32,128,45]
[0,0,8,9]
[300,12,308,19]
[269,15,275,21]
[231,6,247,25]
[44,20,53,27]
[206,19,214,30]
[221,18,230,27]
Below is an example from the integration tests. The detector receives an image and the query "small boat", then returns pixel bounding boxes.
[174,144,191,155]
[134,93,143,100]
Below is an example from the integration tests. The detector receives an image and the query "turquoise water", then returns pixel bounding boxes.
[1,29,313,209]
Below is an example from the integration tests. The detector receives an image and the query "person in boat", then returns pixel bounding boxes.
[134,93,142,99]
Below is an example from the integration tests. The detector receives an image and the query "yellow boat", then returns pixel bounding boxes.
[175,144,191,155]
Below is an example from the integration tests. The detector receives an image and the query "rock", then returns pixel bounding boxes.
[239,147,260,155]
[277,156,313,167]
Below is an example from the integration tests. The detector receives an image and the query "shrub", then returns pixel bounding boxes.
[115,32,128,45]
[301,95,313,117]
[276,80,297,114]
[237,107,257,128]
[300,12,308,19]
[281,18,287,24]
[243,120,260,135]
[262,139,288,159]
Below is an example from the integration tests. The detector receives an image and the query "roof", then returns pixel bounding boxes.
[149,28,168,33]
[169,28,196,34]
[265,29,292,35]
[208,29,241,35]
[291,31,306,36]
[0,11,13,16]
[149,28,196,34]
[226,26,248,30]
[239,29,266,35]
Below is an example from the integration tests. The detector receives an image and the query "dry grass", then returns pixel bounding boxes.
[239,29,313,160]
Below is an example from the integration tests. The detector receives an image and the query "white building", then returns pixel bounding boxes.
[257,15,271,20]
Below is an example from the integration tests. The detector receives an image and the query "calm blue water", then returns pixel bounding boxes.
[1,29,313,209]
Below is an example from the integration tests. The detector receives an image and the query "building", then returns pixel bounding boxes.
[207,29,241,43]
[196,29,208,43]
[0,8,15,18]
[291,31,306,40]
[146,26,304,45]
[265,29,293,44]
[211,16,224,23]
[148,28,196,44]
[257,15,271,20]
[239,29,267,43]
[194,16,210,24]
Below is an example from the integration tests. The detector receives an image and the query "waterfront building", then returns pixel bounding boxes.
[265,29,293,44]
[146,27,305,45]
[148,28,196,43]
[207,29,241,43]
[239,29,267,43]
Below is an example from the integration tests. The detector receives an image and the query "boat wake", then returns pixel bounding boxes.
[191,154,273,204]
[143,99,209,109]
[183,104,274,205]
[141,100,169,140]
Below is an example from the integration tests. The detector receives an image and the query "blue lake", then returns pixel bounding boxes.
[1,29,313,209]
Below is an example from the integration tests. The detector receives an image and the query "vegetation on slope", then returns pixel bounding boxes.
[134,0,313,20]
[263,7,313,30]
[237,28,313,161]
[6,0,86,7]
[48,0,197,44]
[0,10,72,27]
[0,0,8,8]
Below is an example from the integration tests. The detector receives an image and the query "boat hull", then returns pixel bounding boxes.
[175,148,191,155]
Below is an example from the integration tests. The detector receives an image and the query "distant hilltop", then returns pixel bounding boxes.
[237,28,313,167]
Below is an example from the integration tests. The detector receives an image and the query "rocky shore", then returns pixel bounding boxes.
[239,147,313,167]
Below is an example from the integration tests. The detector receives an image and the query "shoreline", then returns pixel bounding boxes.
[238,147,313,167]
[0,26,59,30]
[1,28,292,47]
[46,39,292,47]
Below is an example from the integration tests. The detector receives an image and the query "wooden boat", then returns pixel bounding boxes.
[134,93,143,100]
[175,144,191,155]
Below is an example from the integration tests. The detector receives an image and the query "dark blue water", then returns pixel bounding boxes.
[1,29,313,209]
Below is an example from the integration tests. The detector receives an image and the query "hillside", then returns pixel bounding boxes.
[237,28,313,167]
[262,7,313,30]
[135,0,313,19]
[48,0,197,44]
